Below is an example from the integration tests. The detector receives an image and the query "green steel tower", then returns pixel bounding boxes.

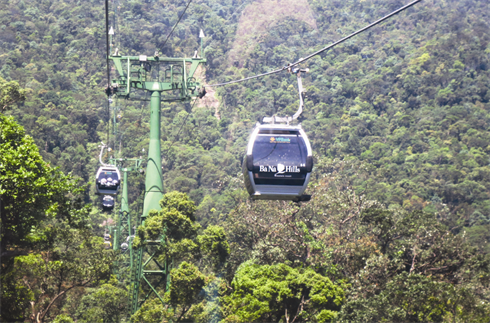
[108,53,206,316]
[111,158,142,285]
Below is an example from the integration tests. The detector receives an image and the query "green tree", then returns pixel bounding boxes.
[223,262,345,323]
[1,114,94,322]
[135,192,230,268]
[167,261,207,321]
[339,273,490,322]
[130,298,165,323]
[75,283,128,323]
[0,269,33,321]
[0,76,26,112]
[133,192,230,321]
[198,225,230,271]
[9,223,113,322]
[0,114,86,258]
[52,314,75,323]
[133,191,201,262]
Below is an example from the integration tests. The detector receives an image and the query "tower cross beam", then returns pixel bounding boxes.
[109,55,206,100]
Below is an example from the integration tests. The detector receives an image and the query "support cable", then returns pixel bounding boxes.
[105,0,112,145]
[105,0,111,89]
[206,0,422,88]
[158,0,194,53]
[289,0,422,68]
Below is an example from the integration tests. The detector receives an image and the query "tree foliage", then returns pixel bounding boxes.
[0,99,113,322]
[4,223,113,322]
[75,283,128,323]
[0,114,87,258]
[221,164,490,321]
[223,262,345,323]
[132,192,230,322]
[0,76,26,112]
[2,0,490,320]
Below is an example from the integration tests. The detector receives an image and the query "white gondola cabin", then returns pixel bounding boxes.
[95,166,121,195]
[243,123,313,201]
[102,195,115,211]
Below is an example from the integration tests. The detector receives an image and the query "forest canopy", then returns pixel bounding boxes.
[1,0,490,321]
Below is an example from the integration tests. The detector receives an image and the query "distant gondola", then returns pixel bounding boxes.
[102,195,115,211]
[103,233,112,249]
[95,166,121,195]
[243,123,313,201]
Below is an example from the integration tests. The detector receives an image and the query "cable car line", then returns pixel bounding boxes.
[97,0,427,315]
[104,0,111,91]
[158,0,194,54]
[205,0,422,88]
[238,0,424,201]
[289,0,422,68]
[105,0,112,145]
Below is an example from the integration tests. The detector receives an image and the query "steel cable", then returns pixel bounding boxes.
[158,0,194,53]
[206,0,422,88]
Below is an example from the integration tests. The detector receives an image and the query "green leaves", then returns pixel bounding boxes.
[133,191,231,321]
[75,284,128,323]
[167,262,206,308]
[1,115,88,255]
[339,272,490,322]
[223,262,345,322]
[222,178,490,321]
[138,192,231,269]
[136,191,201,247]
[6,223,114,321]
[160,191,197,220]
[198,225,230,270]
[0,76,26,112]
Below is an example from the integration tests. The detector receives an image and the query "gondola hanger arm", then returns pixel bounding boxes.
[263,67,308,124]
[292,67,308,121]
[98,142,113,167]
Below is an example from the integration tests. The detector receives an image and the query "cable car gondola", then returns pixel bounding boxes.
[102,195,115,211]
[95,166,121,195]
[95,142,121,195]
[243,123,313,201]
[103,233,112,249]
[242,68,313,201]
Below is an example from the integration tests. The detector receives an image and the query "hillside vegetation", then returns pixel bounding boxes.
[2,0,490,321]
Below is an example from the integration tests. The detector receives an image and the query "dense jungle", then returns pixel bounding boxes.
[2,0,490,321]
